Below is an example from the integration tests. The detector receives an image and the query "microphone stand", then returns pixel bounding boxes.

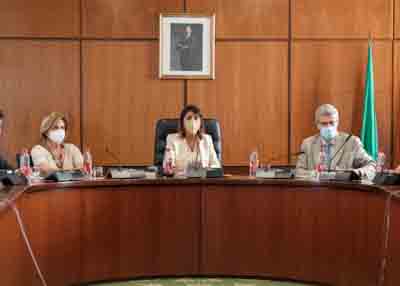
[105,146,123,170]
[327,134,352,172]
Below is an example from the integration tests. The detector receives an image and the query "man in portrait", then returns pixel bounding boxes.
[172,24,202,71]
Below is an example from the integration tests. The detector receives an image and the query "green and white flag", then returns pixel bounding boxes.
[360,40,379,161]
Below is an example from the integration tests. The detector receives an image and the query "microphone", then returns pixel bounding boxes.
[104,146,147,179]
[105,146,122,168]
[327,134,352,171]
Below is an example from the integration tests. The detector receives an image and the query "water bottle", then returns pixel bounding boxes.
[249,150,259,177]
[20,148,32,177]
[376,152,385,173]
[83,149,93,176]
[163,147,174,176]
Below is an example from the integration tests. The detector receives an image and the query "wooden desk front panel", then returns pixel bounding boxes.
[0,206,38,285]
[0,180,394,286]
[384,194,400,286]
[16,185,201,286]
[79,186,201,282]
[202,185,387,286]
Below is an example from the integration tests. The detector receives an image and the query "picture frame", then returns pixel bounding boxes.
[159,13,215,79]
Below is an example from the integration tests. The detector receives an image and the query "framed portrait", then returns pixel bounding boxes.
[159,13,215,79]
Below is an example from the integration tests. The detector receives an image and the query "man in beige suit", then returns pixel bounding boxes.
[296,104,376,180]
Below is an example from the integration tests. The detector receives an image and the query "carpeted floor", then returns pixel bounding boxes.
[92,278,316,286]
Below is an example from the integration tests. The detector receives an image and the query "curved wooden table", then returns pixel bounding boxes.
[0,177,398,286]
[383,190,400,286]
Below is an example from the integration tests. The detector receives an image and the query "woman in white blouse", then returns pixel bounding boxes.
[31,112,83,175]
[163,105,221,175]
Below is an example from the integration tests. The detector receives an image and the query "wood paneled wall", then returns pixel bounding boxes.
[0,0,399,167]
[186,0,289,39]
[188,42,288,165]
[291,41,393,162]
[395,42,400,168]
[0,40,81,162]
[81,0,183,38]
[82,41,183,165]
[292,0,393,39]
[0,0,80,37]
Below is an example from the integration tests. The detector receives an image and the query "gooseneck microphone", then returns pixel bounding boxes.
[327,134,353,171]
[105,146,122,168]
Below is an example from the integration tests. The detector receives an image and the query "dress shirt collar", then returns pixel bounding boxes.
[320,136,336,146]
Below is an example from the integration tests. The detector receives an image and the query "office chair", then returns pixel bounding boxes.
[154,118,222,167]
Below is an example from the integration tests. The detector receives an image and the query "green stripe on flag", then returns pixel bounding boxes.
[360,41,379,161]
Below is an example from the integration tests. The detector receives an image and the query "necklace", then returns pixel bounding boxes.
[47,144,65,168]
[186,138,198,152]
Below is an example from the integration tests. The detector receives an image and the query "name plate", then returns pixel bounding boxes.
[185,168,207,178]
[107,168,146,179]
[45,170,85,182]
[256,168,294,179]
[373,172,400,185]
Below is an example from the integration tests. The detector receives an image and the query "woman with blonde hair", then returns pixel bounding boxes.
[31,112,83,175]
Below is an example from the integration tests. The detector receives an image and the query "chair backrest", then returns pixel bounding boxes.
[154,118,222,167]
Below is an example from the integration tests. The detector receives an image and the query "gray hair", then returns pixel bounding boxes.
[315,104,339,124]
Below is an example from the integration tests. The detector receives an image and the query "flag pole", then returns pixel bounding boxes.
[368,31,373,46]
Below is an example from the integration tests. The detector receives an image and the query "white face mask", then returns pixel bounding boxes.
[48,129,65,144]
[184,118,201,135]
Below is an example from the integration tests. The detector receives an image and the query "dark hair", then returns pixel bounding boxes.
[0,110,4,120]
[179,105,204,139]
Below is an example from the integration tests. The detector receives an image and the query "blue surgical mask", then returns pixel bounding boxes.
[320,126,337,141]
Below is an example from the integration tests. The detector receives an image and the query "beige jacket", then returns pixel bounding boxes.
[296,132,376,180]
[31,143,84,170]
[163,133,221,172]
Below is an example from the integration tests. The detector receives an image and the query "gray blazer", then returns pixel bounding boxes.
[296,132,376,179]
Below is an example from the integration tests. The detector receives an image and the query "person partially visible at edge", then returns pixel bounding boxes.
[295,104,376,180]
[31,112,83,176]
[163,105,220,175]
[0,110,14,170]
